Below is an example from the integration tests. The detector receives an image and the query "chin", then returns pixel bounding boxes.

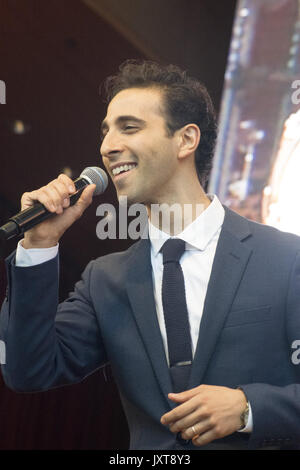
[116,186,148,206]
[116,191,136,205]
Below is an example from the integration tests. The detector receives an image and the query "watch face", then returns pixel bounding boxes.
[242,404,249,425]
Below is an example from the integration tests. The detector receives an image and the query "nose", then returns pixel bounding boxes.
[100,130,124,159]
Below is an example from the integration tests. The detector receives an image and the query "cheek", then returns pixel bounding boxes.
[151,149,175,177]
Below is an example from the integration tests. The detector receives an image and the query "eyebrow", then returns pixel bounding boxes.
[100,115,146,135]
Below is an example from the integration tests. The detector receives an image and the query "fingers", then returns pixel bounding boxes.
[161,385,245,447]
[165,410,225,448]
[192,428,220,447]
[167,384,210,405]
[161,392,201,426]
[164,411,221,447]
[21,173,75,213]
[168,388,200,403]
[69,184,96,219]
[168,408,203,434]
[21,176,96,248]
[162,385,224,426]
[21,175,96,223]
[181,419,212,441]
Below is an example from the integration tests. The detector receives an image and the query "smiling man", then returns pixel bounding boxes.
[1,60,300,450]
[100,88,182,206]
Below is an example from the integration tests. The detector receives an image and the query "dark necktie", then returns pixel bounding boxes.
[161,238,193,393]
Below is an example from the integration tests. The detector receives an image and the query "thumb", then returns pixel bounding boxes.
[76,184,96,207]
[70,184,96,218]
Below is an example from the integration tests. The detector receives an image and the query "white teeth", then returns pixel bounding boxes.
[112,164,136,176]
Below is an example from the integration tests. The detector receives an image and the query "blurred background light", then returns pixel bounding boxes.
[209,0,300,234]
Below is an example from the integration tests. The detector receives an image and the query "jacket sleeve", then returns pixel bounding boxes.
[0,250,108,392]
[241,250,300,449]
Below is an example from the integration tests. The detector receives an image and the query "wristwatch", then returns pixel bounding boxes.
[239,400,250,430]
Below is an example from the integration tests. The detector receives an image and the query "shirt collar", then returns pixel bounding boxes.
[148,195,225,257]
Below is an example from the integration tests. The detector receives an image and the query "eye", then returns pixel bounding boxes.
[123,125,138,132]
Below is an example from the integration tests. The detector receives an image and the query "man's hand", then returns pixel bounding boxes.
[21,173,96,249]
[160,384,247,446]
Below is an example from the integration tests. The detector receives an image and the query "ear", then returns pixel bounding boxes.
[177,124,201,160]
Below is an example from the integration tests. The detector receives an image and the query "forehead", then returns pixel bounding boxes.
[105,87,165,123]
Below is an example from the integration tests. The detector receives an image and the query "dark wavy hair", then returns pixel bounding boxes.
[102,60,217,186]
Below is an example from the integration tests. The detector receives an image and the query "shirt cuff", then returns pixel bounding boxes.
[238,401,253,433]
[15,239,59,267]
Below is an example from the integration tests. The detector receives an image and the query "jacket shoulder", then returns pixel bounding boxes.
[224,206,300,253]
[84,238,150,283]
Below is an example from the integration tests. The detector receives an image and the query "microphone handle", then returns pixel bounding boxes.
[0,177,89,242]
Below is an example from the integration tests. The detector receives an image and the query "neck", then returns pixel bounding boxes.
[147,178,211,235]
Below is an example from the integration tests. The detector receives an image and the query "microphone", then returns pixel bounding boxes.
[0,167,108,242]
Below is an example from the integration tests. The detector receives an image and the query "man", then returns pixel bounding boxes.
[1,60,300,450]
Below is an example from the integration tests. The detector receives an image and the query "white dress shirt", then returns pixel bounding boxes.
[15,194,252,432]
[148,195,225,364]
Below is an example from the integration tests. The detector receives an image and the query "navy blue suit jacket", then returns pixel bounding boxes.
[1,207,300,449]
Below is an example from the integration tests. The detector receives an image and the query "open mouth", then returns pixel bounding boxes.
[112,163,137,178]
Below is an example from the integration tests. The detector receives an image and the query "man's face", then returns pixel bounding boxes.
[100,87,180,206]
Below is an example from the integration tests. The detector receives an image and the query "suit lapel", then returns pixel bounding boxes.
[125,238,173,405]
[189,208,253,388]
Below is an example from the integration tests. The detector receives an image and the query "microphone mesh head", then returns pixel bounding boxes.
[80,167,108,195]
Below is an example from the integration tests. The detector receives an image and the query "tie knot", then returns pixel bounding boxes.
[161,238,186,264]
